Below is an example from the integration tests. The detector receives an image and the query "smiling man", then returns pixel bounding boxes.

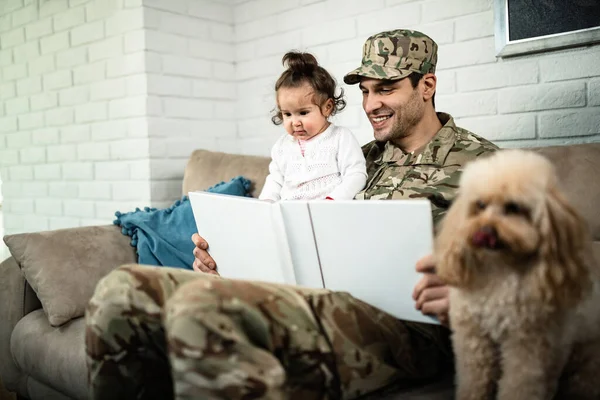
[86,30,498,400]
[346,30,497,225]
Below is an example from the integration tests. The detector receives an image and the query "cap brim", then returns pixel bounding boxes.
[343,65,413,85]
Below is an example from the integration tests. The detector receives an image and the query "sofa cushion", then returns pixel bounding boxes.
[182,149,270,198]
[11,310,87,400]
[4,225,136,327]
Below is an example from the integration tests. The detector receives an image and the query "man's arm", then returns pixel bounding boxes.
[412,145,498,325]
[411,166,461,326]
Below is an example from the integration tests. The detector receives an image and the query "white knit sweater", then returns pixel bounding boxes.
[259,124,367,201]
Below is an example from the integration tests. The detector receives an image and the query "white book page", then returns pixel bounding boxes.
[188,192,296,285]
[307,200,439,325]
[279,201,324,289]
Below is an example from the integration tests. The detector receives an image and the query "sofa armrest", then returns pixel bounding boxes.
[0,256,39,393]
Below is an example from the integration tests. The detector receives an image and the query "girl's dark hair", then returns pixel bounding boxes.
[271,51,346,125]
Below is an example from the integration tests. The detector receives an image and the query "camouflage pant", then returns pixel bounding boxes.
[86,264,452,400]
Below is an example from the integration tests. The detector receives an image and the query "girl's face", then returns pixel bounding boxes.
[277,82,333,140]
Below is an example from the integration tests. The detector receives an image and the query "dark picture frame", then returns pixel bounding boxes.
[494,0,600,57]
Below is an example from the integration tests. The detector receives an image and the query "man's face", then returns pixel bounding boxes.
[359,77,425,143]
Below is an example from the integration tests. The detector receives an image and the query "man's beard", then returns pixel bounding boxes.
[374,90,424,143]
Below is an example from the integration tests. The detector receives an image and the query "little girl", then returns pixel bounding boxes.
[259,51,367,201]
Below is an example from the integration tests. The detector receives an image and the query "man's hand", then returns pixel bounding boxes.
[191,233,219,275]
[412,254,450,326]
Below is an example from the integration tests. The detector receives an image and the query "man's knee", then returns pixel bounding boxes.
[164,278,326,354]
[163,278,277,347]
[94,263,139,290]
[88,264,141,311]
[164,279,290,398]
[86,265,145,342]
[164,278,233,334]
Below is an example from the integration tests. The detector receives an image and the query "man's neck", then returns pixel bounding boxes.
[392,108,443,153]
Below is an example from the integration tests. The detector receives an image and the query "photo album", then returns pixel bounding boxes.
[189,191,439,324]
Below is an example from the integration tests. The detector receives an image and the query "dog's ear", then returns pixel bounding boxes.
[533,185,592,308]
[435,194,473,288]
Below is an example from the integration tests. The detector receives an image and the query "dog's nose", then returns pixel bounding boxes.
[472,225,499,249]
[480,225,497,237]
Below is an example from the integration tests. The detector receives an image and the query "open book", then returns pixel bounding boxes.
[188,191,438,325]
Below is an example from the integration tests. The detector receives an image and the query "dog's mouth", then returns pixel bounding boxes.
[471,226,506,250]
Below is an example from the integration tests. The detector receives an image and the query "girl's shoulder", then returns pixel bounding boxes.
[328,125,361,146]
[273,132,295,146]
[270,133,296,157]
[325,124,355,139]
[329,124,350,132]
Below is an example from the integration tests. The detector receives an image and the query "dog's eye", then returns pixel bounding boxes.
[475,200,486,210]
[504,201,522,215]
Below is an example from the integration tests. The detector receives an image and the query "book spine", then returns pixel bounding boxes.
[306,202,326,289]
[271,202,298,285]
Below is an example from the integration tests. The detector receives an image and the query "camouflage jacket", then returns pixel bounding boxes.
[356,113,498,226]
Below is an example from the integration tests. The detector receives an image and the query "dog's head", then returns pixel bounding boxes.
[435,149,591,306]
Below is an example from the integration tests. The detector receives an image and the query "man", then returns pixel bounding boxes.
[86,30,498,399]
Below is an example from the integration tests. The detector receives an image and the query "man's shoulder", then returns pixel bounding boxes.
[361,139,384,157]
[447,125,499,163]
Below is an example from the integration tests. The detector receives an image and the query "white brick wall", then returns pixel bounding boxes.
[1,0,599,235]
[143,0,235,202]
[0,0,152,234]
[233,0,600,155]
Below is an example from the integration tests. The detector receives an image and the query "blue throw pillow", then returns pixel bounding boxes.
[203,176,251,197]
[114,176,252,270]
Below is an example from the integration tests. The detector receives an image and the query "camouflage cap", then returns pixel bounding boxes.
[344,29,438,85]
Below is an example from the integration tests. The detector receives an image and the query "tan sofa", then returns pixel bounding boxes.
[1,144,599,400]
